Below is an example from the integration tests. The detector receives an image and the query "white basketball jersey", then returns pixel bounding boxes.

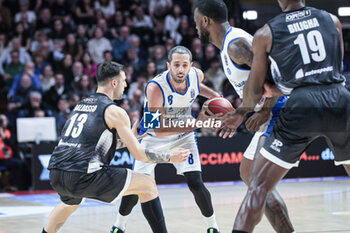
[220,27,253,98]
[220,27,265,111]
[142,68,200,135]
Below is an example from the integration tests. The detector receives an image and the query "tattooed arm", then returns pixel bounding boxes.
[105,104,189,163]
[228,37,253,67]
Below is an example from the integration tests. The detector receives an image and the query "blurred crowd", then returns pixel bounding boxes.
[0,0,349,191]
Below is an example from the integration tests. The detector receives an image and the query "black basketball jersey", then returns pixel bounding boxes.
[48,93,117,173]
[268,7,345,95]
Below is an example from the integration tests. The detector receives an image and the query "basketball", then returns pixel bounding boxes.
[205,97,235,116]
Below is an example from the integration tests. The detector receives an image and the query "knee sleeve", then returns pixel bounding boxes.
[119,194,139,216]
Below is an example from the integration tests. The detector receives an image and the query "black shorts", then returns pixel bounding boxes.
[260,83,350,169]
[49,167,131,205]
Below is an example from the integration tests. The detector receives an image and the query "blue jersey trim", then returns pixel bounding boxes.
[193,68,200,93]
[220,27,233,53]
[147,80,165,106]
[166,72,190,95]
[263,96,288,137]
[226,38,251,71]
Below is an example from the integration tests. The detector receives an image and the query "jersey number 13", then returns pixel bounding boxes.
[64,113,88,138]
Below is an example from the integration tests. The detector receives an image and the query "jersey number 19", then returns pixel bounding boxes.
[294,30,326,65]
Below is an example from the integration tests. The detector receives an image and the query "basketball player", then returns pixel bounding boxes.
[112,46,222,233]
[217,0,350,232]
[42,61,190,233]
[194,1,294,232]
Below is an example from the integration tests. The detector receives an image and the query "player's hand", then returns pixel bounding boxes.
[245,111,270,132]
[169,148,191,163]
[132,119,147,141]
[263,82,283,98]
[196,103,222,129]
[217,110,245,139]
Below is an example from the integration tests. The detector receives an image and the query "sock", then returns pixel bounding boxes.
[203,213,219,230]
[42,229,48,233]
[232,231,248,233]
[141,197,167,233]
[114,213,129,231]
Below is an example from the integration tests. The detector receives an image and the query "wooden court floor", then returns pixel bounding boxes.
[1,178,350,233]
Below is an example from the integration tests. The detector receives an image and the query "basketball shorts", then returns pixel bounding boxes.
[49,167,131,205]
[133,131,201,176]
[260,83,350,169]
[244,96,288,160]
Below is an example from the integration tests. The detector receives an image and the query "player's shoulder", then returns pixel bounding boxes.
[105,104,128,120]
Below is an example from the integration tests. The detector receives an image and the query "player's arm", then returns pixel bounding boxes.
[195,67,220,98]
[228,37,253,67]
[330,13,344,60]
[242,25,271,113]
[105,105,189,163]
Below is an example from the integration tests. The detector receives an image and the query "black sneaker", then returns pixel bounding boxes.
[110,226,124,233]
[207,228,220,233]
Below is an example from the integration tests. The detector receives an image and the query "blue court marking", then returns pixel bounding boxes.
[157,176,350,189]
[10,194,109,207]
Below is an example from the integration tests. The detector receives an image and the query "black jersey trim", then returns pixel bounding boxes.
[103,103,118,134]
[267,23,275,55]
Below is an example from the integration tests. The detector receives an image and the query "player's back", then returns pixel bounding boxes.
[268,6,345,95]
[48,93,117,173]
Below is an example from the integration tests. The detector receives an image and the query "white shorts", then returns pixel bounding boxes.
[243,115,271,160]
[133,131,201,176]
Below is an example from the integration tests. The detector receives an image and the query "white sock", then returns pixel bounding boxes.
[114,213,130,231]
[203,213,219,230]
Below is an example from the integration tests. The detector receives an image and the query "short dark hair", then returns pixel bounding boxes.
[194,0,228,23]
[168,46,192,62]
[96,61,124,84]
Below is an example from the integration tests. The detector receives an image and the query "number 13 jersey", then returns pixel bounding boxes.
[49,93,117,173]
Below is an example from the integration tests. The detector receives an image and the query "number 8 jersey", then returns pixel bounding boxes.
[268,6,345,95]
[49,93,117,173]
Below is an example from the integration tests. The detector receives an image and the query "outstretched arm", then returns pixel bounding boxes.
[105,105,189,163]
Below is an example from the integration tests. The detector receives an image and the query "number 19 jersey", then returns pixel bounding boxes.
[268,6,345,95]
[48,93,117,173]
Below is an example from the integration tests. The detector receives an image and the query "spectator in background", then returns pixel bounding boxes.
[151,20,167,46]
[204,57,226,94]
[40,65,55,93]
[2,50,25,91]
[127,73,146,101]
[44,73,69,112]
[62,33,84,62]
[51,0,72,20]
[94,0,115,19]
[133,5,153,30]
[200,44,217,72]
[30,30,53,53]
[72,74,95,99]
[123,47,146,74]
[146,61,157,81]
[82,52,97,79]
[164,4,182,41]
[36,8,52,33]
[151,45,167,74]
[129,88,143,113]
[0,33,7,56]
[74,0,95,26]
[191,38,203,62]
[112,26,130,62]
[103,50,113,62]
[0,37,31,76]
[0,0,12,30]
[14,22,31,50]
[129,108,140,126]
[55,96,70,135]
[164,37,175,55]
[71,61,84,84]
[87,27,112,64]
[178,16,194,48]
[97,18,114,40]
[50,19,68,50]
[149,0,172,20]
[0,114,26,191]
[76,25,90,49]
[18,91,52,118]
[110,10,125,37]
[8,61,41,101]
[14,0,36,24]
[56,54,73,88]
[33,50,49,76]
